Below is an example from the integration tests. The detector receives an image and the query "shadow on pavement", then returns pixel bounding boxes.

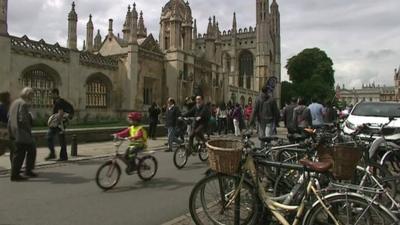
[104,177,196,193]
[23,171,92,185]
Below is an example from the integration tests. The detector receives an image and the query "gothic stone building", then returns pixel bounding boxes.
[0,0,281,120]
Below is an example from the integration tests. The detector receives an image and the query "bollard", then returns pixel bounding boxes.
[71,134,78,157]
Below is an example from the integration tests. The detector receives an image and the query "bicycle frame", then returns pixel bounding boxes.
[223,154,340,225]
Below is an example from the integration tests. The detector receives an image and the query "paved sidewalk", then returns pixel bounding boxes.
[0,137,169,173]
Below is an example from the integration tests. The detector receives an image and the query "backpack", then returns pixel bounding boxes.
[60,98,75,119]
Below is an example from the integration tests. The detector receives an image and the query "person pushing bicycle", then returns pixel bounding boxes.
[114,112,148,173]
[182,96,210,152]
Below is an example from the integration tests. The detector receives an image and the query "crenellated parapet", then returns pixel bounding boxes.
[79,51,119,70]
[11,35,70,62]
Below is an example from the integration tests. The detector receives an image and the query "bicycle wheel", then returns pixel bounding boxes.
[174,145,188,169]
[138,155,158,181]
[189,173,261,225]
[198,144,208,161]
[95,160,121,190]
[303,193,399,225]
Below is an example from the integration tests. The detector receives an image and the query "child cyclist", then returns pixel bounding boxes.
[114,112,148,173]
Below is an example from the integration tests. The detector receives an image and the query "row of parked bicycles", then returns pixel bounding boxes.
[189,117,400,225]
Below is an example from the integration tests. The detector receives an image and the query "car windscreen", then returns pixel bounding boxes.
[352,103,400,117]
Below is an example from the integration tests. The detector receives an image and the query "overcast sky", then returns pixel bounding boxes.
[7,0,400,88]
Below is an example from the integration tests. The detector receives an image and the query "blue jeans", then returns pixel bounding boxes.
[167,127,182,150]
[47,127,67,159]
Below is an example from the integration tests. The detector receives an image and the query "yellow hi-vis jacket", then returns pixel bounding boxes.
[129,125,147,148]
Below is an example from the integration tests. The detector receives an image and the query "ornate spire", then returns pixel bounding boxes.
[232,12,237,32]
[271,0,278,8]
[94,29,102,50]
[137,10,147,38]
[67,1,78,49]
[207,17,213,37]
[129,2,138,44]
[68,2,77,21]
[86,14,94,51]
[193,18,197,38]
[108,19,113,37]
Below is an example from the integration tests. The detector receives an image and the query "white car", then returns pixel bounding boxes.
[343,102,400,141]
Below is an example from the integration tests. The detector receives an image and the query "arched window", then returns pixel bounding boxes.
[21,66,57,107]
[239,50,254,89]
[86,74,111,108]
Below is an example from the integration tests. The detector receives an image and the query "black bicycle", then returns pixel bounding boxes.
[173,117,208,169]
[95,136,158,190]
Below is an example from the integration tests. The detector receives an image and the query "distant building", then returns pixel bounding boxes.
[336,83,396,106]
[394,66,400,101]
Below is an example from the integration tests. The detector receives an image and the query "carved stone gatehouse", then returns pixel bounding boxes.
[0,0,281,120]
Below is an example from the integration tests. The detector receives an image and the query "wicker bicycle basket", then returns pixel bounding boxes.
[206,139,243,175]
[332,143,362,180]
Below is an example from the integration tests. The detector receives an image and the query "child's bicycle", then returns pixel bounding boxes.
[173,117,209,169]
[95,136,158,190]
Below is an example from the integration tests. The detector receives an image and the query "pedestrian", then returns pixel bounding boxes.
[283,97,298,142]
[216,102,228,135]
[250,85,280,144]
[231,103,243,137]
[227,101,235,134]
[8,87,37,181]
[293,97,312,133]
[323,101,337,124]
[0,91,15,162]
[308,97,324,128]
[183,96,210,151]
[148,102,161,140]
[45,88,74,161]
[165,98,182,152]
[244,102,253,130]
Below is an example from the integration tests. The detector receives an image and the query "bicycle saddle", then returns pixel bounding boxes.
[299,158,333,173]
[258,136,279,143]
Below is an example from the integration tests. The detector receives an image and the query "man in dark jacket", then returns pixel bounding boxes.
[283,97,297,135]
[250,86,280,144]
[148,102,161,140]
[8,87,37,181]
[165,98,182,152]
[183,96,210,151]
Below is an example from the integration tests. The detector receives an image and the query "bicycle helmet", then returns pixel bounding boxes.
[128,112,142,121]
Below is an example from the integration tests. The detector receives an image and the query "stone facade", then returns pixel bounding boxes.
[0,0,281,120]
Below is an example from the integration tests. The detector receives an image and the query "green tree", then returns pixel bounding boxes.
[285,48,335,103]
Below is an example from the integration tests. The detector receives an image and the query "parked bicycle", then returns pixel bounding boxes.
[173,117,208,169]
[189,133,399,225]
[95,136,158,190]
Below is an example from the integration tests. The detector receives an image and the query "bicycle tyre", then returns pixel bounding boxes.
[138,155,158,181]
[95,160,121,191]
[198,144,208,162]
[173,145,188,169]
[303,192,399,225]
[189,173,262,225]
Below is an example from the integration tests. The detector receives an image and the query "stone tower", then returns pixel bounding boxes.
[67,2,78,50]
[86,14,94,52]
[0,0,8,36]
[160,0,192,51]
[271,0,281,82]
[256,0,271,90]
